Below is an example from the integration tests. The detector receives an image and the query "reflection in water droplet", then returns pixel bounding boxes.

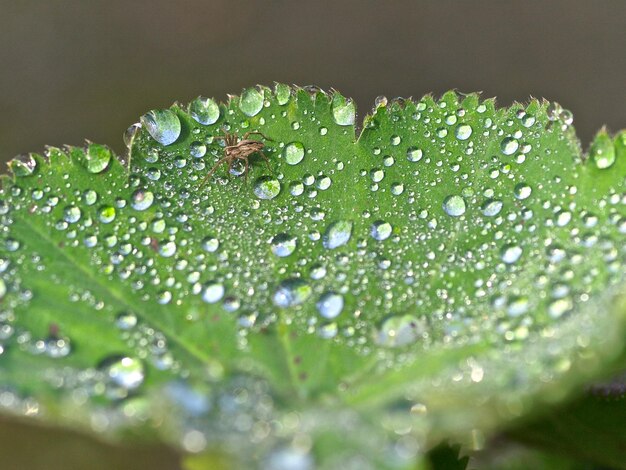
[481,199,503,217]
[406,147,423,162]
[85,144,112,173]
[273,279,312,307]
[370,220,392,241]
[275,83,291,105]
[63,206,82,223]
[98,206,116,223]
[141,109,181,146]
[239,88,264,117]
[316,292,344,319]
[189,96,220,125]
[131,190,154,211]
[100,356,145,390]
[201,236,220,253]
[322,220,353,249]
[443,195,466,217]
[254,176,281,200]
[514,183,532,200]
[501,244,523,264]
[271,233,297,257]
[331,95,355,126]
[202,282,225,303]
[455,124,473,140]
[115,312,138,330]
[284,142,305,165]
[375,315,423,347]
[500,137,519,155]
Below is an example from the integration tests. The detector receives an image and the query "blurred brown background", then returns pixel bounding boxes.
[0,1,625,468]
[1,0,626,164]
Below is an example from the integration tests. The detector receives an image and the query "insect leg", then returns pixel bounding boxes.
[199,157,229,187]
[243,131,273,141]
[257,150,273,173]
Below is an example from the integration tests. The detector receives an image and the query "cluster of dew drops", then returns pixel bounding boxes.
[0,86,625,465]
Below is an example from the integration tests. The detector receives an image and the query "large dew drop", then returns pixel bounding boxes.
[273,279,312,308]
[284,142,305,165]
[375,315,424,347]
[100,356,145,390]
[141,109,181,146]
[322,220,353,249]
[254,176,281,200]
[442,195,466,217]
[189,96,220,125]
[270,233,297,257]
[239,88,264,117]
[316,292,344,319]
[84,144,112,173]
[331,95,355,126]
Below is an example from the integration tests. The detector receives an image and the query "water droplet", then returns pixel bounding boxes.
[500,137,519,156]
[272,279,312,307]
[455,124,473,140]
[548,297,573,319]
[284,142,305,165]
[275,83,291,105]
[254,176,281,200]
[189,96,220,125]
[10,154,37,176]
[202,282,225,303]
[501,244,523,264]
[131,190,154,211]
[84,144,112,173]
[316,292,344,319]
[201,236,220,253]
[63,206,82,223]
[115,312,138,330]
[375,315,423,347]
[141,109,181,146]
[239,88,264,117]
[590,131,615,169]
[481,199,503,217]
[100,356,145,390]
[98,206,116,223]
[514,183,532,200]
[370,220,392,241]
[190,141,207,158]
[270,233,297,257]
[331,94,355,126]
[443,195,466,217]
[322,220,353,249]
[159,241,177,257]
[406,147,423,162]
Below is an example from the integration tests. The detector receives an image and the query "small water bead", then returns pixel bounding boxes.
[131,190,154,211]
[406,147,423,162]
[83,189,98,206]
[254,176,281,200]
[275,83,291,105]
[124,123,141,148]
[273,279,312,307]
[370,220,392,241]
[84,144,112,173]
[590,132,616,169]
[481,199,503,217]
[370,168,384,183]
[331,95,355,126]
[98,206,116,223]
[390,135,401,146]
[316,292,344,319]
[548,297,573,319]
[190,141,207,158]
[316,176,331,190]
[115,311,138,330]
[310,264,326,280]
[442,195,466,217]
[44,336,72,358]
[10,154,37,176]
[500,137,519,156]
[202,282,225,303]
[63,206,81,223]
[284,142,305,165]
[189,96,220,125]
[455,124,473,140]
[201,236,220,253]
[140,109,181,146]
[375,315,423,347]
[159,241,177,257]
[319,127,328,136]
[100,356,145,390]
[514,183,532,200]
[322,220,353,249]
[501,244,523,264]
[239,87,264,117]
[270,233,297,257]
[391,183,404,195]
[289,181,304,196]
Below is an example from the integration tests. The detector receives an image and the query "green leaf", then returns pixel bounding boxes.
[0,85,625,468]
